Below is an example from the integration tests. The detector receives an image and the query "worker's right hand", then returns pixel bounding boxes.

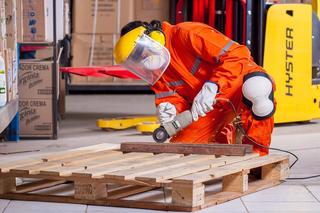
[157,102,177,125]
[191,82,218,121]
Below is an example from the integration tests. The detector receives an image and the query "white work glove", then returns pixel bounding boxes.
[191,82,218,121]
[157,102,177,125]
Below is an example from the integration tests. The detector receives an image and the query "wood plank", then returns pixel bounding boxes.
[210,154,289,178]
[15,180,66,193]
[0,193,195,212]
[73,153,182,178]
[222,170,249,193]
[40,152,154,177]
[0,177,16,194]
[135,157,226,183]
[0,158,44,173]
[172,153,260,184]
[0,144,120,173]
[262,159,289,181]
[105,155,216,181]
[172,183,205,207]
[42,143,120,162]
[107,185,155,199]
[74,181,107,200]
[10,150,121,175]
[203,179,282,209]
[121,142,252,156]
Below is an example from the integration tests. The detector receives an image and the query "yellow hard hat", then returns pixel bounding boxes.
[113,25,165,64]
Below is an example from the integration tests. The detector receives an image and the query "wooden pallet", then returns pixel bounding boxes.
[0,143,290,211]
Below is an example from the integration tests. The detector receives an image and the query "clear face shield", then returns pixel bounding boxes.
[122,34,170,85]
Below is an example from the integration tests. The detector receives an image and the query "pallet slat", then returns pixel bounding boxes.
[135,153,259,184]
[15,180,67,193]
[0,144,120,173]
[121,142,253,156]
[173,154,288,184]
[10,150,120,175]
[39,152,153,177]
[104,155,216,181]
[42,143,120,162]
[73,153,183,178]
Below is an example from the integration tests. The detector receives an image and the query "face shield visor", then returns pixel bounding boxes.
[122,34,170,85]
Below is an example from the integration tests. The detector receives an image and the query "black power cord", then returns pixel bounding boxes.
[216,98,320,180]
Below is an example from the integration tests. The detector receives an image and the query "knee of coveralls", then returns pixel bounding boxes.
[240,108,275,156]
[240,71,276,156]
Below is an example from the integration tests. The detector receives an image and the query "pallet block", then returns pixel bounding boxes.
[0,143,290,211]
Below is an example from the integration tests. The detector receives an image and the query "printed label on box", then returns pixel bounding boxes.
[19,99,53,136]
[19,62,53,99]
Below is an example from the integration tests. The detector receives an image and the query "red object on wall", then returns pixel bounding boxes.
[208,0,215,27]
[225,0,233,38]
[240,0,247,44]
[60,65,140,79]
[176,0,185,23]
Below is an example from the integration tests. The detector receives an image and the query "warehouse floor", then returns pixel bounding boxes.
[0,94,320,213]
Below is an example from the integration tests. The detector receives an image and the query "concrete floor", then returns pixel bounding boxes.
[0,94,320,212]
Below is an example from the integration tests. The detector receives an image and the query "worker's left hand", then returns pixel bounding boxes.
[191,82,218,121]
[157,102,177,125]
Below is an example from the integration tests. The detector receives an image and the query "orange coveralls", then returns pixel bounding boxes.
[151,22,276,156]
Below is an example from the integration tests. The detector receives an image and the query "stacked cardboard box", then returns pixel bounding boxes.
[17,0,65,138]
[20,0,64,42]
[18,61,54,137]
[71,0,169,85]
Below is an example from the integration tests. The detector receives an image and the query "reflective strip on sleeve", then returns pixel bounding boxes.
[166,57,202,88]
[191,57,202,75]
[217,40,235,61]
[155,91,176,99]
[167,80,184,87]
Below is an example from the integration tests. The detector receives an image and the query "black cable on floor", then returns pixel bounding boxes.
[286,175,320,180]
[216,98,320,180]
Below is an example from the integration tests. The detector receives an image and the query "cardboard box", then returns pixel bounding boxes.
[11,52,18,100]
[16,0,22,42]
[0,4,6,40]
[3,49,13,102]
[18,61,53,99]
[34,46,53,60]
[5,0,17,50]
[134,0,169,22]
[71,33,116,67]
[19,98,53,137]
[22,0,64,42]
[22,0,46,42]
[72,0,134,34]
[69,75,89,85]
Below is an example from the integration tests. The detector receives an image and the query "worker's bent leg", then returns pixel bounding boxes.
[240,108,274,156]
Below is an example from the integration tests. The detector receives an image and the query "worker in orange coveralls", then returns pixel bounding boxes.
[113,20,276,156]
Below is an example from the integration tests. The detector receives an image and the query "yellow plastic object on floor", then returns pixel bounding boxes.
[136,122,160,134]
[97,116,158,130]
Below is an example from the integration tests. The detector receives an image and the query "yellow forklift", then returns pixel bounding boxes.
[264,0,320,123]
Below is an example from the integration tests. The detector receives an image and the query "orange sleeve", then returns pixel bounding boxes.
[151,77,190,113]
[181,26,255,93]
